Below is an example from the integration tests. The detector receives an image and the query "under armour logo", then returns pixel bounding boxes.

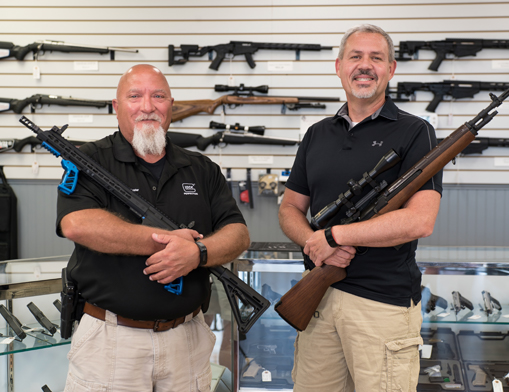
[372,141,384,147]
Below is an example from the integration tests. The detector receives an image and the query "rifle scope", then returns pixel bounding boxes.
[214,84,269,94]
[310,149,400,230]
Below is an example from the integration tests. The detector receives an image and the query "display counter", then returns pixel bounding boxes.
[233,244,509,392]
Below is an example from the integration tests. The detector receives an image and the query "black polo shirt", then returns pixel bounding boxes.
[285,97,443,307]
[57,130,246,320]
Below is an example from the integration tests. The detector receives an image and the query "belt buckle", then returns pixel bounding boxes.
[153,319,175,332]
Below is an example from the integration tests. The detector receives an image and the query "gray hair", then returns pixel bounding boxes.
[338,24,395,63]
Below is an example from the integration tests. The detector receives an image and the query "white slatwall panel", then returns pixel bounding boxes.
[0,1,508,183]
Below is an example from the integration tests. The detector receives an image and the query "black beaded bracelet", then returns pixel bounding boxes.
[324,227,339,248]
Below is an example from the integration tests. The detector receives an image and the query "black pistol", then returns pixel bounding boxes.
[27,302,58,335]
[0,304,26,340]
[451,291,473,315]
[421,285,448,313]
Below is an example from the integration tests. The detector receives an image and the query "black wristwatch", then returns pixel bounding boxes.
[195,241,208,266]
[324,227,339,248]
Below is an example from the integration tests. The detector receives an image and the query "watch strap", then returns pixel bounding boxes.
[195,241,207,266]
[324,227,339,248]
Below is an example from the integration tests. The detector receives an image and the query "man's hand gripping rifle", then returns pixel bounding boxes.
[275,88,509,331]
[19,116,270,335]
[274,150,401,331]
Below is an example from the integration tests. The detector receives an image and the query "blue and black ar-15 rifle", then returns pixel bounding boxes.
[19,116,270,334]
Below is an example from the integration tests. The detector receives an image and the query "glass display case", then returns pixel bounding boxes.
[233,244,509,392]
[0,255,71,392]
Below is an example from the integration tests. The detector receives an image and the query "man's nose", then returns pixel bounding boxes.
[140,96,155,112]
[358,56,374,69]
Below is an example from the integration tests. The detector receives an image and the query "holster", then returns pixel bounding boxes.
[60,267,84,339]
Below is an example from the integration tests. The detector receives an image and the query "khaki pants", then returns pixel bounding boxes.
[64,310,215,392]
[292,287,423,392]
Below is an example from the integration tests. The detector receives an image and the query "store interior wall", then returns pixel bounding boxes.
[1,1,509,391]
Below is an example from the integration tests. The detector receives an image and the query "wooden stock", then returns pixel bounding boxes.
[274,265,346,331]
[171,95,300,122]
[275,121,481,331]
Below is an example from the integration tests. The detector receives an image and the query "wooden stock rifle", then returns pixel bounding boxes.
[171,84,340,122]
[274,88,509,331]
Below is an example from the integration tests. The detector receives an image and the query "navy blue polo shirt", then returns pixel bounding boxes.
[286,97,443,307]
[57,130,246,320]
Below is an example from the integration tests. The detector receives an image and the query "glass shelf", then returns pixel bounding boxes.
[0,320,71,356]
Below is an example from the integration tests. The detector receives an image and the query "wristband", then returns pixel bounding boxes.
[324,227,339,248]
[195,241,208,266]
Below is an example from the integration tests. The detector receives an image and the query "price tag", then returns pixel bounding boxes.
[32,160,39,175]
[493,379,503,392]
[261,370,272,382]
[420,344,432,359]
[33,64,41,79]
[1,337,15,344]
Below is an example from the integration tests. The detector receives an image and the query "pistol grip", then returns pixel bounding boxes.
[59,159,79,195]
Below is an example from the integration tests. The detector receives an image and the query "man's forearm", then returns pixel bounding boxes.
[60,208,173,255]
[201,223,250,267]
[278,205,314,247]
[331,190,441,248]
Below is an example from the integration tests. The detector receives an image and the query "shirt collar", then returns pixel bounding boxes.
[335,95,398,128]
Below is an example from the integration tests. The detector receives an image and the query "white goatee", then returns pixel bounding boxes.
[131,122,167,157]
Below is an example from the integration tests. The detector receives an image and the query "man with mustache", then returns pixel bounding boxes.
[279,25,442,391]
[57,64,250,391]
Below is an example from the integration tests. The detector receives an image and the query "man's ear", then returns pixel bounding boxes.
[112,99,119,114]
[388,60,397,80]
[335,58,341,77]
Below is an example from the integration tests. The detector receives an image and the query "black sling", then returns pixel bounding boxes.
[0,166,18,261]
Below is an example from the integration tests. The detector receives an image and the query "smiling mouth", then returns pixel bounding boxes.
[354,76,375,82]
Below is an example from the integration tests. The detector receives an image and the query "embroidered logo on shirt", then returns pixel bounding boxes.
[372,141,384,147]
[182,183,198,195]
[131,189,139,192]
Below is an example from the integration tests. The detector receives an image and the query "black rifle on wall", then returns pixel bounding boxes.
[437,137,509,155]
[19,116,270,334]
[395,38,509,71]
[172,84,339,122]
[0,136,86,153]
[169,128,298,151]
[0,94,112,114]
[169,41,332,70]
[0,40,138,61]
[387,81,509,112]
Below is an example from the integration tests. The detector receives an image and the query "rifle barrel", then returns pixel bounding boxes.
[39,40,139,53]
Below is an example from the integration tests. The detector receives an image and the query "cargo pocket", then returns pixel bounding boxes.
[381,336,422,392]
[196,366,212,392]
